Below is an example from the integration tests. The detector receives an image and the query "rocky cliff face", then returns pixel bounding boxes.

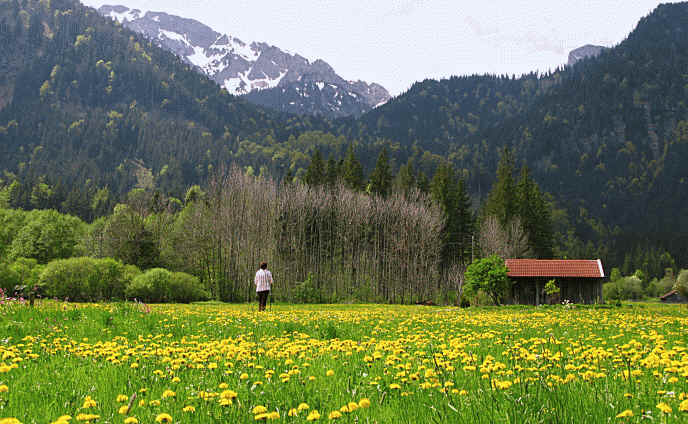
[568,44,607,65]
[98,5,391,118]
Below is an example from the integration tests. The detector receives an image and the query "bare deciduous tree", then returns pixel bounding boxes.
[163,167,445,303]
[478,215,531,259]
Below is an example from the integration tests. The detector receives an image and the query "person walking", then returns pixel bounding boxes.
[254,262,273,312]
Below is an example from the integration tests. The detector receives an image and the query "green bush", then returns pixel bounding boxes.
[10,257,43,287]
[39,257,134,301]
[0,262,20,295]
[604,275,644,301]
[647,275,675,297]
[675,269,688,299]
[125,268,208,303]
[0,209,28,258]
[293,272,319,303]
[8,209,86,263]
[169,272,210,303]
[464,255,509,305]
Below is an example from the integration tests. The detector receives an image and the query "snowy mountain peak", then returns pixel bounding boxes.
[97,5,390,118]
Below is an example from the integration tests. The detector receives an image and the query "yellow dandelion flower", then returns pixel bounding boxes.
[306,410,321,421]
[81,396,97,409]
[50,415,71,424]
[0,419,22,424]
[326,370,335,377]
[358,398,371,409]
[171,377,181,383]
[155,413,172,423]
[252,406,268,414]
[221,390,238,399]
[118,405,129,414]
[162,390,175,398]
[288,408,298,417]
[240,373,249,380]
[298,403,310,411]
[0,385,8,393]
[389,383,401,390]
[219,398,232,406]
[75,414,100,422]
[182,406,195,413]
[328,411,342,420]
[267,412,280,420]
[679,399,688,412]
[347,402,358,411]
[657,402,672,414]
[615,410,633,418]
[254,413,269,421]
[218,383,228,389]
[150,400,161,406]
[123,418,138,424]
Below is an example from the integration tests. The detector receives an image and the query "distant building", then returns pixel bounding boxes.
[660,290,687,304]
[506,259,605,305]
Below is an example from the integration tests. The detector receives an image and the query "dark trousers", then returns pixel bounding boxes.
[257,290,270,311]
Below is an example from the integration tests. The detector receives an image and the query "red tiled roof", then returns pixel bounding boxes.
[660,290,678,300]
[505,259,604,278]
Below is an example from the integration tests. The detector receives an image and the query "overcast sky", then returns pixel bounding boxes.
[81,0,667,95]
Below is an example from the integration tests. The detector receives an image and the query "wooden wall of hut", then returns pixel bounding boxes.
[509,278,603,305]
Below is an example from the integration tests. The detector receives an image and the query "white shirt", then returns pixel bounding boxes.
[254,269,273,292]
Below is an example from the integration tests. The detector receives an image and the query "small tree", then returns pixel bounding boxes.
[464,255,509,305]
[675,269,688,301]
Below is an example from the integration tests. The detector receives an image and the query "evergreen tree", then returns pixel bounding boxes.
[341,145,364,191]
[455,178,474,264]
[416,171,430,193]
[368,148,392,197]
[395,157,417,196]
[483,147,517,227]
[516,166,553,258]
[324,156,339,187]
[430,163,474,264]
[304,149,325,186]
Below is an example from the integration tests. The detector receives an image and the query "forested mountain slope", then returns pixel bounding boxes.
[346,3,688,264]
[0,0,333,201]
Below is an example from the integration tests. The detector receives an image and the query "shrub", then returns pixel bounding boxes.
[293,272,319,303]
[0,209,28,258]
[39,257,134,301]
[464,255,509,305]
[604,276,644,301]
[125,268,208,303]
[675,269,688,299]
[0,262,20,295]
[169,272,210,303]
[647,276,675,297]
[8,210,85,263]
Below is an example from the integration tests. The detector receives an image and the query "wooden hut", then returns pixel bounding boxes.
[505,259,605,305]
[660,290,687,303]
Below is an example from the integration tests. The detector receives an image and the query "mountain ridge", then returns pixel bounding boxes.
[97,5,391,118]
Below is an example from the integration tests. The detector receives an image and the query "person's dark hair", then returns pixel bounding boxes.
[260,262,268,270]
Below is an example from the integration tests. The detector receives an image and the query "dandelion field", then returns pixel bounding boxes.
[0,302,687,423]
